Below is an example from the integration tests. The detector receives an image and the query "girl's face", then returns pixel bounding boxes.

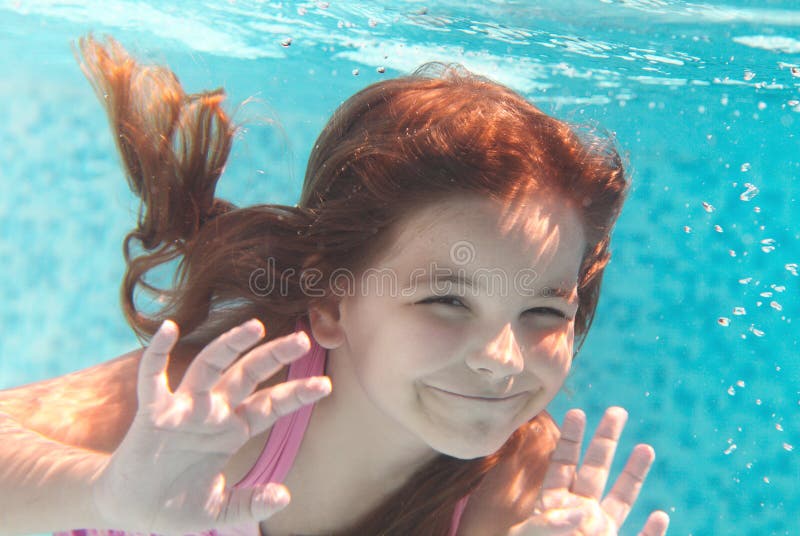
[318,194,586,459]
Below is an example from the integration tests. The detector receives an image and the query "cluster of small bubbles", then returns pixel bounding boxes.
[718,317,731,326]
[280,38,292,47]
[740,183,759,201]
[770,301,783,311]
[785,263,798,276]
[702,201,715,212]
[714,224,724,233]
[684,225,692,233]
[338,20,355,29]
[760,238,776,253]
[733,307,746,316]
[744,70,756,81]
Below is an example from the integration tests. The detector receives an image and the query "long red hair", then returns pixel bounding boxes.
[77,35,629,535]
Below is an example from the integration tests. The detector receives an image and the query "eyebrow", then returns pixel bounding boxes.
[415,272,575,299]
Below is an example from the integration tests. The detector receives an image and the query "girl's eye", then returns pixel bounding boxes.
[419,296,468,308]
[418,296,570,319]
[526,307,570,320]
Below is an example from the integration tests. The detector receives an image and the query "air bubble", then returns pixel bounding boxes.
[740,183,759,201]
[749,325,765,337]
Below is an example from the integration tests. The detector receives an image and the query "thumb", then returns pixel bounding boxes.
[222,483,291,525]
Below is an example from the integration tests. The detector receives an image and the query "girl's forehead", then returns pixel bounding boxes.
[380,195,586,276]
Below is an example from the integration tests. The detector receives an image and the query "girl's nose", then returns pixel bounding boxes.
[465,324,524,380]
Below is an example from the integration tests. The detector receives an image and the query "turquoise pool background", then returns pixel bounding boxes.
[0,1,798,534]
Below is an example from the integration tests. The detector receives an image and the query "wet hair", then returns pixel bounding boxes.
[78,34,629,536]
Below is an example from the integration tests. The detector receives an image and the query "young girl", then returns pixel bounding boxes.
[0,36,669,536]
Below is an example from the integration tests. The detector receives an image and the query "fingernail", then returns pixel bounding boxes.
[294,331,310,350]
[243,318,264,336]
[159,320,177,336]
[271,486,290,507]
[307,376,332,395]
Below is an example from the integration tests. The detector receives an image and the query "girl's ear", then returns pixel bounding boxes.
[308,298,346,350]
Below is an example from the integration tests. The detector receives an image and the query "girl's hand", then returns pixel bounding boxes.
[509,407,670,536]
[91,319,331,534]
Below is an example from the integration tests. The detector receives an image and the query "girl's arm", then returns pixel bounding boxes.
[0,345,195,534]
[0,412,110,535]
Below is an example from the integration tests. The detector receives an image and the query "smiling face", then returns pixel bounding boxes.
[311,193,587,459]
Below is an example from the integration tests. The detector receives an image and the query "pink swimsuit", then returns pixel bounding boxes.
[54,318,470,536]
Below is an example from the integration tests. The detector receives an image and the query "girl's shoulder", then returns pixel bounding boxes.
[459,412,560,535]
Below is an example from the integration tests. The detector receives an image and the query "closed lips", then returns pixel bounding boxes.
[429,386,525,401]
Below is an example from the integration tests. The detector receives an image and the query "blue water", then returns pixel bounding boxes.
[1,1,798,535]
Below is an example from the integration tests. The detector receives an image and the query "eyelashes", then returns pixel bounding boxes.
[418,295,570,320]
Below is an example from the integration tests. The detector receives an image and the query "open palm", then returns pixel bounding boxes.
[510,407,670,536]
[91,319,331,534]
